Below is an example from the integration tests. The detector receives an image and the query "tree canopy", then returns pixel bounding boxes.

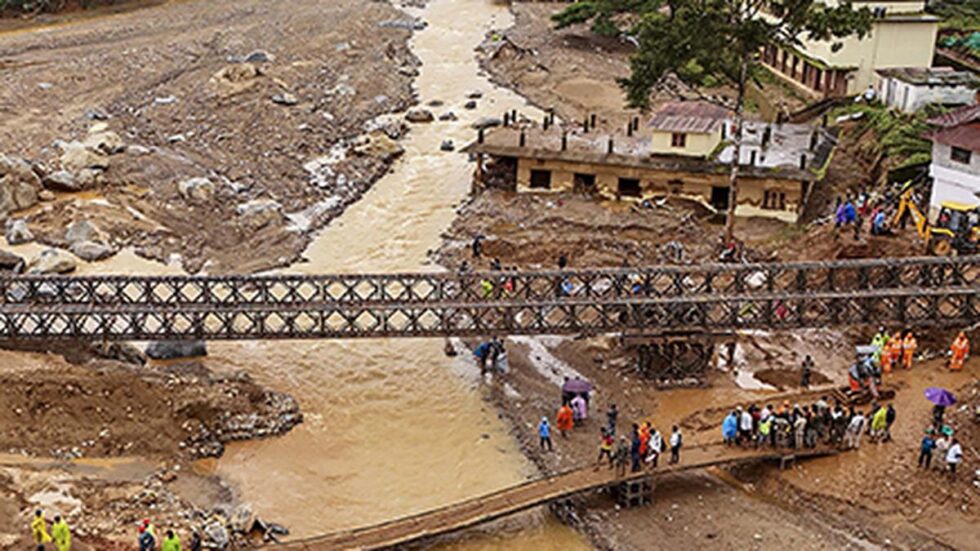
[554,0,873,109]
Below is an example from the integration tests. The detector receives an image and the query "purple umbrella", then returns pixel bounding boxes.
[562,377,592,395]
[924,387,956,407]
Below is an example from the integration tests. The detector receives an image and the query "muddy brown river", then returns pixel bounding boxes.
[24,0,588,546]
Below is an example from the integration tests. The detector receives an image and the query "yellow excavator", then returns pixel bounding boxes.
[893,188,979,255]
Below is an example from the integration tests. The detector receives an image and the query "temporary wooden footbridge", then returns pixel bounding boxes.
[0,255,976,340]
[275,444,838,550]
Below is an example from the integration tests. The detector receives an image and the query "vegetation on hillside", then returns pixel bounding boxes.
[831,103,942,169]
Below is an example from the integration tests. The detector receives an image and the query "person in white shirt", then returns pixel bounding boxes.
[946,438,963,478]
[845,411,866,449]
[669,426,682,464]
[739,408,753,446]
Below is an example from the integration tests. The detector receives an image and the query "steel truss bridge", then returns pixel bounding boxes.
[0,256,976,341]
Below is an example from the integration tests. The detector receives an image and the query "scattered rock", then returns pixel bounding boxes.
[178,177,216,202]
[271,92,299,106]
[440,140,455,152]
[379,19,427,31]
[70,240,116,262]
[467,91,483,99]
[202,520,229,549]
[5,219,33,245]
[42,170,81,192]
[352,132,404,161]
[0,249,25,273]
[38,190,55,201]
[438,111,458,121]
[405,108,435,123]
[236,199,283,230]
[58,141,109,173]
[397,65,419,77]
[209,63,262,98]
[464,100,477,110]
[127,144,151,156]
[76,168,102,189]
[84,108,109,121]
[65,220,106,245]
[229,504,256,534]
[0,154,41,217]
[28,248,77,274]
[472,117,502,130]
[92,342,147,366]
[153,95,177,105]
[245,50,273,63]
[82,130,126,154]
[427,100,445,107]
[145,341,208,360]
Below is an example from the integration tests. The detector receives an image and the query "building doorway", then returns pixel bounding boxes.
[618,178,641,198]
[529,169,552,190]
[711,186,730,211]
[573,173,596,194]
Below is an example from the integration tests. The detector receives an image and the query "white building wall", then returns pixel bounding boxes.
[875,75,977,113]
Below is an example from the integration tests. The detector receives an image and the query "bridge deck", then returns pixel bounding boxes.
[277,444,837,550]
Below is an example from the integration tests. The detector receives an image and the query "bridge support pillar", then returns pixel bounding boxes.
[624,332,722,386]
[612,477,653,508]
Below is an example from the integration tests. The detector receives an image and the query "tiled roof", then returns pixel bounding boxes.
[926,103,980,128]
[646,101,730,133]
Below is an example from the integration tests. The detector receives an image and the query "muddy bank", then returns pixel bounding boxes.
[0,0,421,273]
[0,344,302,548]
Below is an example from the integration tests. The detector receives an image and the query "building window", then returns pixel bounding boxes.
[618,178,641,198]
[951,146,972,164]
[573,173,596,193]
[763,190,786,210]
[529,169,552,190]
[670,133,686,148]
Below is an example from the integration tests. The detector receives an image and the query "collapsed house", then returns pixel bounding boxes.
[464,101,837,222]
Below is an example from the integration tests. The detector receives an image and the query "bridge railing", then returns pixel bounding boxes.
[1,287,972,340]
[2,255,977,306]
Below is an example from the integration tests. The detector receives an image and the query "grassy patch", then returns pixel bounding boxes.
[829,103,941,169]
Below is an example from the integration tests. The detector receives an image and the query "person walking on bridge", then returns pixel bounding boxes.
[630,424,642,472]
[596,428,614,468]
[722,410,738,446]
[949,332,970,371]
[538,417,553,452]
[646,426,663,468]
[614,436,630,477]
[556,404,574,438]
[845,410,866,449]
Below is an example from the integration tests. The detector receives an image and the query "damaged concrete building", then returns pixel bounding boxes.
[464,101,837,222]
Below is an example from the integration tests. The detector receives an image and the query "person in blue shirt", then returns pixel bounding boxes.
[918,429,936,469]
[722,410,739,446]
[843,199,856,225]
[538,417,553,451]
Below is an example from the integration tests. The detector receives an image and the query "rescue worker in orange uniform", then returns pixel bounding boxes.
[556,403,574,437]
[881,338,897,374]
[902,332,917,369]
[949,332,970,371]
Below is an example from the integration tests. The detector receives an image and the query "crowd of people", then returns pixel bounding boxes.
[31,511,193,551]
[720,397,896,451]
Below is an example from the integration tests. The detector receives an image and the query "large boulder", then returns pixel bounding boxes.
[202,520,229,549]
[236,199,283,231]
[145,341,208,360]
[0,154,41,217]
[28,248,77,275]
[69,240,116,262]
[472,117,502,130]
[58,141,109,173]
[405,108,434,123]
[352,132,404,162]
[178,177,216,202]
[82,130,126,155]
[91,342,147,366]
[5,219,34,245]
[42,170,81,192]
[65,219,106,245]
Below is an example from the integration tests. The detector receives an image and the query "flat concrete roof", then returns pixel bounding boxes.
[463,123,837,181]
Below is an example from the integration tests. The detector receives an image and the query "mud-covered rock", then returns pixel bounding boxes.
[145,341,208,360]
[5,219,34,245]
[352,132,404,161]
[82,130,126,155]
[65,219,106,245]
[58,141,109,173]
[70,240,116,262]
[178,177,216,202]
[405,108,435,123]
[28,248,77,274]
[0,249,25,273]
[42,170,81,192]
[235,199,283,230]
[92,342,147,366]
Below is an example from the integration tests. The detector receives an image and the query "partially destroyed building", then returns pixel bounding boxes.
[465,102,837,222]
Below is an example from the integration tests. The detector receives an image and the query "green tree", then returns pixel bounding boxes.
[555,0,873,242]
